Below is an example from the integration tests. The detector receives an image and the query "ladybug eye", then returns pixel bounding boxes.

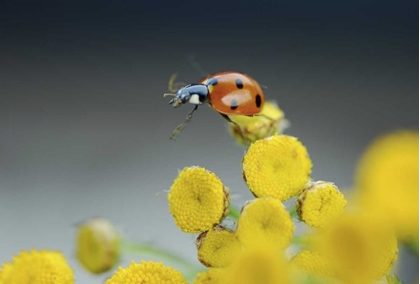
[177,89,191,103]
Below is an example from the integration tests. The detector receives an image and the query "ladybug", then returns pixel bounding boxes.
[164,71,266,139]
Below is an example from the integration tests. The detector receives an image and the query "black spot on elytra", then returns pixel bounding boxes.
[207,78,218,86]
[255,94,262,108]
[235,79,243,89]
[230,99,238,110]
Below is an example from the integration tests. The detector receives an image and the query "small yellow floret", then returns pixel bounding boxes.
[242,135,312,201]
[228,101,287,147]
[106,260,187,284]
[196,225,242,268]
[290,250,335,278]
[76,217,121,274]
[194,268,226,284]
[297,181,347,228]
[0,249,74,284]
[235,198,295,250]
[355,130,419,240]
[168,167,229,233]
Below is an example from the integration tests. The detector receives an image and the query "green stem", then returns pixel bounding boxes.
[289,203,300,220]
[227,205,241,220]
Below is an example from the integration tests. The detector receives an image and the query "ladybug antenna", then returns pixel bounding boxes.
[169,105,199,140]
[186,54,208,77]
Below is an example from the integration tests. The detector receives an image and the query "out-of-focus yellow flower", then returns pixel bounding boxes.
[196,225,242,268]
[222,244,291,284]
[355,130,419,241]
[227,101,288,147]
[290,250,335,279]
[235,198,295,250]
[76,217,121,274]
[106,260,187,284]
[194,268,226,284]
[0,249,74,284]
[168,167,230,233]
[297,181,347,228]
[242,135,312,201]
[313,212,398,284]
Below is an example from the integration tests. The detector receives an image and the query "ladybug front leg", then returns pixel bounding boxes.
[170,105,199,140]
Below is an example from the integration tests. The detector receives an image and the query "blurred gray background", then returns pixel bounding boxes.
[0,0,418,283]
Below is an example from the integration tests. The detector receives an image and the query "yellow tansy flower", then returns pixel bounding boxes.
[106,260,187,284]
[355,130,419,240]
[196,225,242,268]
[235,198,295,250]
[222,244,291,284]
[290,250,335,278]
[0,249,74,284]
[297,181,347,228]
[242,135,312,201]
[227,101,288,147]
[314,213,398,284]
[168,167,229,233]
[194,268,226,284]
[76,217,121,274]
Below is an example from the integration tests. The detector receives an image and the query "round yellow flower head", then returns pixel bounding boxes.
[355,130,419,240]
[0,249,74,284]
[76,217,121,274]
[194,268,226,284]
[242,135,312,201]
[314,213,398,284]
[196,225,242,268]
[222,244,291,284]
[297,181,347,228]
[168,167,230,233]
[227,101,288,147]
[290,250,335,278]
[235,198,295,250]
[106,260,187,284]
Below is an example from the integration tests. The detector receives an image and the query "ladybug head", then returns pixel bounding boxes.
[164,84,208,108]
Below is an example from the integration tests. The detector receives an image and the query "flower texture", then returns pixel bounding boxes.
[0,249,74,284]
[168,167,230,233]
[196,225,242,268]
[76,217,121,274]
[235,197,295,250]
[227,101,288,146]
[355,130,419,241]
[106,260,188,284]
[242,135,312,201]
[313,212,398,284]
[222,244,291,284]
[297,181,347,228]
[194,268,226,284]
[290,250,335,279]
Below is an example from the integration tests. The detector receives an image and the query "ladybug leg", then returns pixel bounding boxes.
[170,105,199,140]
[219,113,246,139]
[168,73,187,93]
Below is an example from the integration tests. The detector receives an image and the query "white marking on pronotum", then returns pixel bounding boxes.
[189,94,201,105]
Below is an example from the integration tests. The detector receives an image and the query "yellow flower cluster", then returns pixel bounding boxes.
[196,225,241,267]
[243,135,312,201]
[168,166,230,233]
[297,181,347,228]
[76,217,121,274]
[355,130,419,241]
[106,260,188,284]
[227,101,288,146]
[0,249,74,284]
